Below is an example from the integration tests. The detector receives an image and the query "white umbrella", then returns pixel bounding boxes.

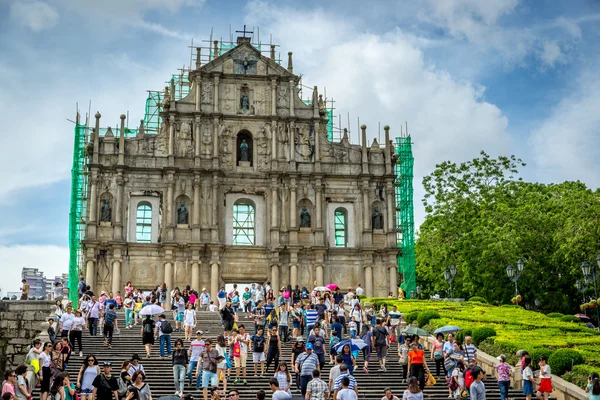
[140,304,164,316]
[313,286,331,292]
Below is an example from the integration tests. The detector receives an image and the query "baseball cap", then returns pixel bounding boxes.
[196,330,203,335]
[306,343,313,350]
[497,355,506,362]
[103,362,112,367]
[296,337,304,342]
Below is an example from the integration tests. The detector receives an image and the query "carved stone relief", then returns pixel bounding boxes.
[256,125,271,171]
[176,120,193,157]
[155,121,168,156]
[220,131,233,170]
[295,124,314,162]
[201,122,212,155]
[201,81,212,104]
[278,86,288,108]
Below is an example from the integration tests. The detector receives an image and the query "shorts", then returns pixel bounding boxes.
[538,378,552,393]
[234,353,248,368]
[80,388,94,395]
[376,345,387,360]
[184,321,195,327]
[223,320,234,331]
[292,321,300,329]
[176,313,184,322]
[253,352,266,363]
[523,380,534,395]
[202,370,218,388]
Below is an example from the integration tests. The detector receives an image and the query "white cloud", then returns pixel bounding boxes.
[540,40,564,67]
[246,3,511,227]
[0,245,69,295]
[10,1,59,32]
[529,67,600,187]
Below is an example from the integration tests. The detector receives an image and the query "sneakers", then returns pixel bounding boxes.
[363,367,369,375]
[381,365,387,372]
[242,379,247,385]
[174,391,180,396]
[234,378,240,384]
[79,351,83,357]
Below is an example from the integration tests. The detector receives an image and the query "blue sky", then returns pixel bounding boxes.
[0,0,599,293]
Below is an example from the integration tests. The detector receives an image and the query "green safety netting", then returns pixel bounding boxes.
[395,136,416,298]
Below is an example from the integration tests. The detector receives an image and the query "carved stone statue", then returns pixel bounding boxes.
[100,199,111,222]
[300,207,311,228]
[177,202,189,225]
[240,93,249,113]
[372,207,383,230]
[240,139,249,162]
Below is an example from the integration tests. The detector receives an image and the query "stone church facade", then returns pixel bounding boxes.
[83,37,399,300]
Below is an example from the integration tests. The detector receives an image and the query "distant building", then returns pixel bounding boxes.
[21,267,47,298]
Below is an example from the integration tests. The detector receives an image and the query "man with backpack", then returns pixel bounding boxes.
[155,314,173,358]
[103,304,118,349]
[464,358,478,393]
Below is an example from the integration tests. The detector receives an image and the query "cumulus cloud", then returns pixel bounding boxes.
[0,245,69,294]
[10,1,59,32]
[529,66,600,187]
[540,40,564,67]
[246,2,511,227]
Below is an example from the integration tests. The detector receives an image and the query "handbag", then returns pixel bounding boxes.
[461,389,469,398]
[434,350,443,360]
[224,352,232,369]
[444,358,456,371]
[426,373,436,386]
[233,341,241,358]
[398,355,408,365]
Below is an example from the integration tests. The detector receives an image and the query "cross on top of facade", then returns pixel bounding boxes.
[235,25,253,38]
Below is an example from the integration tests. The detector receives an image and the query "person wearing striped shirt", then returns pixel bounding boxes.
[305,305,319,340]
[295,343,320,398]
[332,364,358,399]
[463,336,478,363]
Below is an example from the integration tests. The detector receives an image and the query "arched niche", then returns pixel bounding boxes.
[99,191,113,224]
[236,130,253,166]
[297,198,314,229]
[174,194,191,226]
[371,200,385,231]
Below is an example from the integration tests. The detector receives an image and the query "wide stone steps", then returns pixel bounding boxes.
[46,311,527,399]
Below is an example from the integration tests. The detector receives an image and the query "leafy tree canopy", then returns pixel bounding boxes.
[416,151,600,313]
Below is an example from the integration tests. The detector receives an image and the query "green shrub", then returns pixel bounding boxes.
[563,364,600,389]
[548,349,584,375]
[469,296,487,303]
[455,329,472,344]
[471,326,497,345]
[546,312,564,319]
[559,315,580,323]
[405,311,420,324]
[529,348,555,369]
[358,295,367,300]
[417,310,441,327]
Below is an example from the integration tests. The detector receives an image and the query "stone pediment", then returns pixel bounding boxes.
[200,42,295,78]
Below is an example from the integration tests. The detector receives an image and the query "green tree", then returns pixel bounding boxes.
[416,152,600,313]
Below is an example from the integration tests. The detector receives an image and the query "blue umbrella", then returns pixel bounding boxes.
[332,338,368,353]
[433,325,461,335]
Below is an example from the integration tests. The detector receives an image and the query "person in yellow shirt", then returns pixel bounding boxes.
[134,298,144,325]
[397,285,405,300]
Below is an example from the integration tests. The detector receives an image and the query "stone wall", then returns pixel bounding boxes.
[0,301,54,377]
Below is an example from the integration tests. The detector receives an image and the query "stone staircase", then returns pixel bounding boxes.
[52,311,528,399]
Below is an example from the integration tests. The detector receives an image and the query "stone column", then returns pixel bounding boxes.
[364,265,373,297]
[114,174,124,240]
[211,175,219,242]
[111,259,121,295]
[168,116,175,156]
[164,262,173,291]
[194,117,201,158]
[389,264,398,295]
[271,124,277,162]
[86,260,95,293]
[362,184,370,231]
[271,184,278,228]
[213,76,219,113]
[271,78,277,116]
[118,114,126,165]
[386,185,394,232]
[271,264,280,294]
[167,176,174,227]
[289,264,298,288]
[316,264,324,286]
[92,112,100,164]
[314,121,320,165]
[315,180,323,229]
[361,124,369,174]
[191,261,201,293]
[89,175,98,223]
[195,76,201,112]
[288,80,295,117]
[193,177,201,226]
[290,179,297,229]
[384,125,392,175]
[212,116,219,160]
[289,121,295,165]
[210,262,219,303]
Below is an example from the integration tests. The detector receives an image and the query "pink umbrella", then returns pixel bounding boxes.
[574,313,590,320]
[326,284,339,290]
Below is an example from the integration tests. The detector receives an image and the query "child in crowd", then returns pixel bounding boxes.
[209,301,218,312]
[47,318,56,343]
[251,328,266,376]
[349,317,357,339]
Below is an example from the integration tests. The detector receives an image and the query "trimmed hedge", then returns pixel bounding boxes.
[559,315,580,323]
[548,349,584,375]
[472,326,497,345]
[417,310,440,327]
[405,311,419,324]
[455,329,472,344]
[529,347,555,369]
[469,296,488,303]
[546,312,564,319]
[562,364,600,389]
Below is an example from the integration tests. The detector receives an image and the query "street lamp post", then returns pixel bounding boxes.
[444,265,457,298]
[506,257,524,295]
[581,257,600,331]
[416,286,422,299]
[576,280,587,303]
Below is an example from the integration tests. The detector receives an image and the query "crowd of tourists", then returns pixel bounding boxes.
[4,277,599,400]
